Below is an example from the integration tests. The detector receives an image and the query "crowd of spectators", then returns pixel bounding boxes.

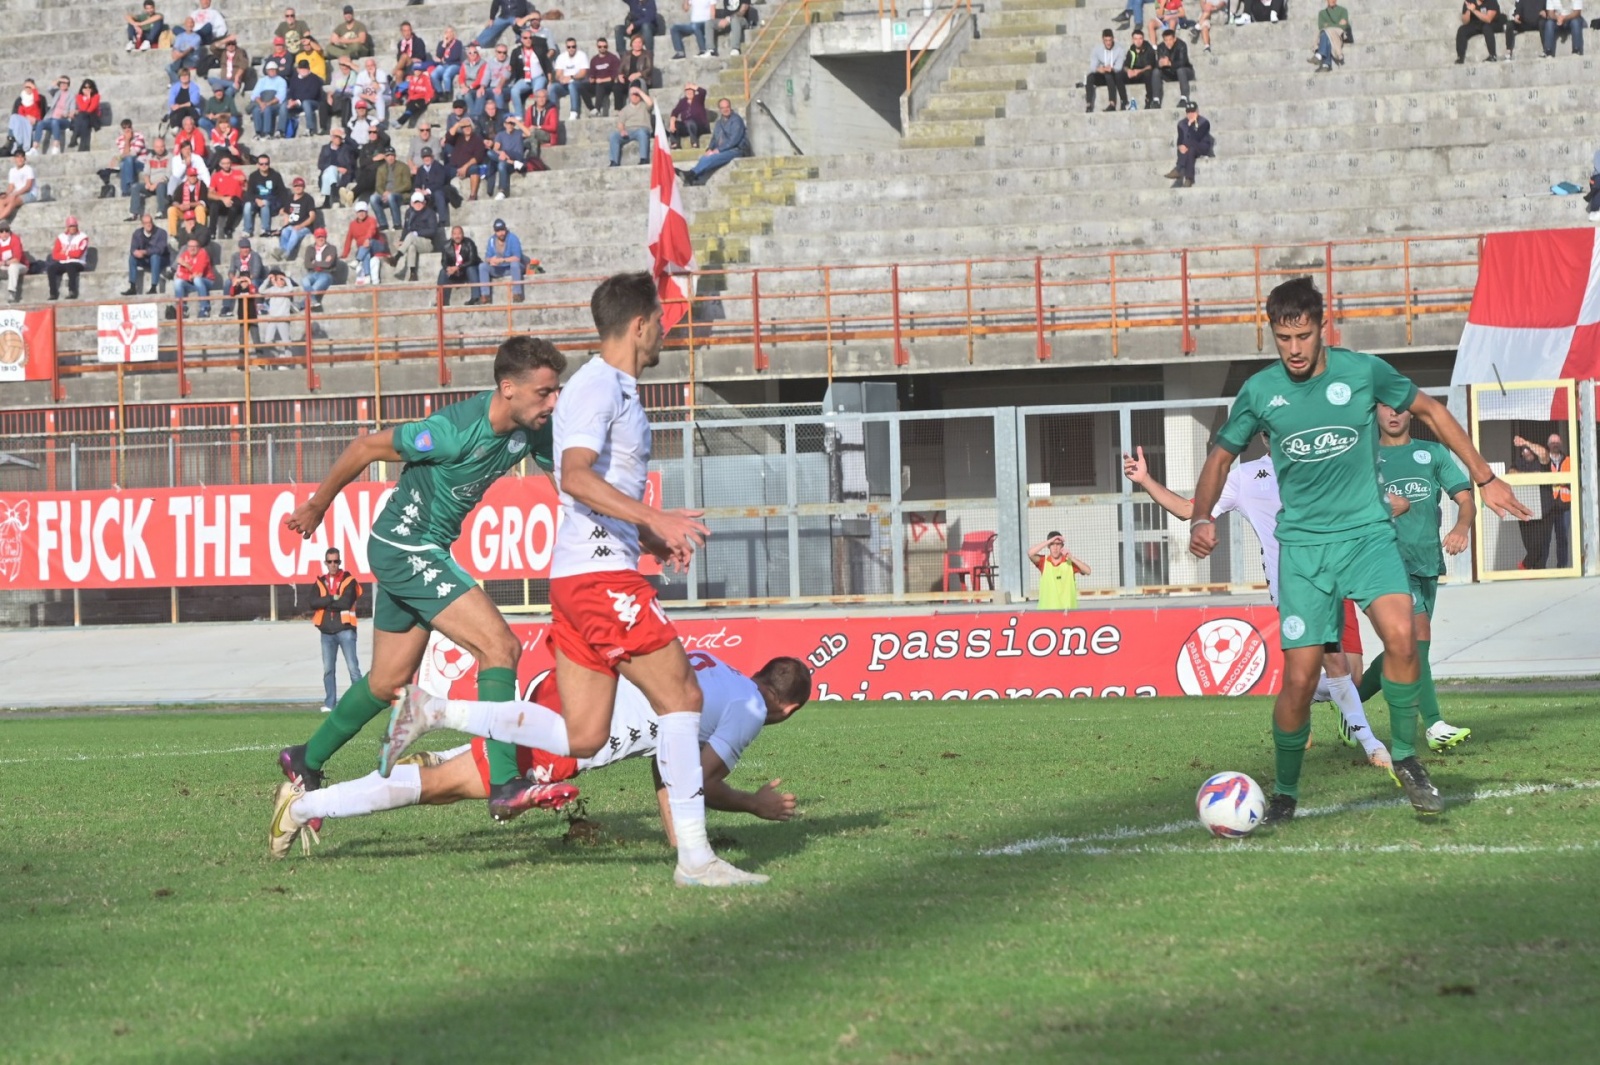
[1458,1,1585,63]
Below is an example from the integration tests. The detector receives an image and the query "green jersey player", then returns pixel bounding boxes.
[1188,278,1527,824]
[276,336,574,823]
[1356,403,1477,752]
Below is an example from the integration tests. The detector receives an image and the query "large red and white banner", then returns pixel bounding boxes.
[419,607,1287,703]
[1453,227,1600,387]
[0,473,658,590]
[0,308,56,383]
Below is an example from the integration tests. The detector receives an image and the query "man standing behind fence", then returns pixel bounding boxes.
[311,547,364,713]
[1028,531,1091,610]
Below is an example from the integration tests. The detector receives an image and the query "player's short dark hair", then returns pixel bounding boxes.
[1265,277,1325,328]
[753,656,812,709]
[590,271,660,340]
[493,335,567,383]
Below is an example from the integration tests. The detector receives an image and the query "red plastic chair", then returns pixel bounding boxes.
[942,531,997,591]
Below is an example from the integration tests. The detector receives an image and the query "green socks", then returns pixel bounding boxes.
[1358,651,1386,703]
[305,676,391,771]
[1382,675,1423,761]
[1272,720,1312,799]
[1416,640,1443,730]
[478,666,524,787]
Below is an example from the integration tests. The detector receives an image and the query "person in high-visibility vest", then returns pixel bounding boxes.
[312,547,364,713]
[1514,432,1574,569]
[1028,531,1091,610]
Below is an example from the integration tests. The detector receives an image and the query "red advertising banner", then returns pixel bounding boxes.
[0,308,56,383]
[419,607,1287,702]
[0,474,660,590]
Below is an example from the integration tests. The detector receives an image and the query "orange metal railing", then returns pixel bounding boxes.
[906,0,973,95]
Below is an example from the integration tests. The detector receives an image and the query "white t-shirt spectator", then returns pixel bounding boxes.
[553,48,588,80]
[688,0,715,22]
[190,5,227,36]
[8,164,35,193]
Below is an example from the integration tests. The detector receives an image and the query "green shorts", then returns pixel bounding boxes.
[1409,574,1439,618]
[1276,525,1410,650]
[368,533,477,633]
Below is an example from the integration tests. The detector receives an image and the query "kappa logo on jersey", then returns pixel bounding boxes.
[589,526,609,539]
[509,432,526,454]
[1325,382,1352,406]
[1254,468,1271,480]
[592,545,614,559]
[414,430,434,452]
[1413,449,1432,465]
[608,589,641,629]
[1268,395,1290,408]
[1281,426,1359,463]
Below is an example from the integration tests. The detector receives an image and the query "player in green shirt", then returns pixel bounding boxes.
[1188,278,1527,824]
[275,336,572,823]
[1356,403,1477,751]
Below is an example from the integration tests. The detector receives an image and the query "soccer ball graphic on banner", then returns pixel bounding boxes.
[1195,772,1266,838]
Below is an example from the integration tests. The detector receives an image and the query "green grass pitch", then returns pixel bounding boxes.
[4,690,1600,1064]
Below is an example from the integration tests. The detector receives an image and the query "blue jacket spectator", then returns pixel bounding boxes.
[679,98,746,185]
[251,66,290,138]
[617,0,663,54]
[126,215,170,295]
[476,218,527,302]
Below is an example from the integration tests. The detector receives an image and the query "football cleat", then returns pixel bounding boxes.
[1390,756,1444,815]
[1260,793,1298,827]
[378,685,442,777]
[278,744,324,792]
[487,779,580,822]
[1426,721,1472,752]
[269,780,319,859]
[1364,744,1393,770]
[1336,708,1365,749]
[674,856,770,887]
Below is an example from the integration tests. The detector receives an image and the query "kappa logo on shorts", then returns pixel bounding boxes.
[407,555,428,573]
[435,581,456,598]
[1281,615,1307,640]
[1325,382,1351,406]
[1413,449,1432,464]
[608,589,642,629]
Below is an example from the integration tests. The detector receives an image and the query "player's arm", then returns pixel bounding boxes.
[1067,553,1091,575]
[1444,488,1475,555]
[1123,444,1195,520]
[1187,445,1238,559]
[286,429,405,538]
[561,446,708,561]
[1408,392,1530,519]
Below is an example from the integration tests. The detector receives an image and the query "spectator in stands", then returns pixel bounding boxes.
[251,62,290,138]
[171,115,207,161]
[287,60,326,138]
[189,0,233,50]
[412,145,451,219]
[1085,29,1125,113]
[276,176,320,259]
[669,82,708,148]
[127,1,166,52]
[483,44,515,114]
[276,8,312,51]
[551,38,590,121]
[714,1,755,57]
[1457,0,1501,62]
[125,214,170,295]
[438,224,481,305]
[392,21,430,84]
[488,113,526,198]
[325,56,360,127]
[475,97,506,138]
[1236,0,1286,21]
[354,57,390,124]
[479,0,536,49]
[524,88,559,158]
[509,27,552,116]
[243,154,285,237]
[67,80,102,154]
[168,18,204,82]
[1,148,39,220]
[1311,0,1350,71]
[669,0,717,58]
[622,35,655,94]
[104,120,149,199]
[478,217,526,303]
[458,42,491,115]
[1542,1,1584,56]
[35,76,76,156]
[257,265,296,350]
[206,116,244,169]
[44,217,89,301]
[1148,0,1186,40]
[223,260,257,338]
[342,201,383,284]
[328,6,373,61]
[1191,0,1225,51]
[129,137,171,222]
[586,39,625,116]
[370,145,412,227]
[1113,1,1145,32]
[609,86,654,166]
[172,237,214,318]
[676,97,746,186]
[169,167,209,233]
[8,81,43,158]
[200,41,251,105]
[174,204,210,252]
[619,0,663,54]
[1167,99,1213,187]
[222,235,265,311]
[392,189,439,281]
[397,66,436,128]
[1503,0,1544,57]
[0,220,28,302]
[200,84,235,136]
[1155,28,1194,107]
[351,125,389,197]
[445,110,488,201]
[318,127,357,208]
[207,153,245,238]
[300,227,338,309]
[430,27,467,97]
[263,36,295,76]
[168,137,209,197]
[1122,29,1159,109]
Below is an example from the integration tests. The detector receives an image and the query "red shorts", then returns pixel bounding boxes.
[549,570,678,677]
[468,671,579,791]
[1339,599,1363,655]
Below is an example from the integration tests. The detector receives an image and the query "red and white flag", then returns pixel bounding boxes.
[647,110,695,332]
[1453,227,1600,387]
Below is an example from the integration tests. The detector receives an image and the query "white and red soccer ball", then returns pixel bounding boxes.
[1195,771,1265,837]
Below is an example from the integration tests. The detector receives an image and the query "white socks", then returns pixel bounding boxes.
[656,711,713,868]
[1325,672,1385,754]
[437,697,571,756]
[293,764,422,822]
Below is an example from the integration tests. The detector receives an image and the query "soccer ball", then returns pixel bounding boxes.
[1195,772,1266,838]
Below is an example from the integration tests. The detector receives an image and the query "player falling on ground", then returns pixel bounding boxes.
[1188,277,1528,825]
[270,653,809,859]
[276,336,572,822]
[1123,442,1395,768]
[1355,403,1477,752]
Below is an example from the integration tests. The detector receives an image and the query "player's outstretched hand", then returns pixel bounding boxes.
[1481,478,1533,521]
[1443,528,1469,556]
[1189,520,1218,559]
[1387,492,1410,518]
[752,779,797,822]
[285,498,328,539]
[646,508,711,558]
[1121,445,1149,484]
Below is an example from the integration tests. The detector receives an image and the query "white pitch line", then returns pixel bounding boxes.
[1035,841,1600,857]
[980,779,1600,856]
[0,743,285,766]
